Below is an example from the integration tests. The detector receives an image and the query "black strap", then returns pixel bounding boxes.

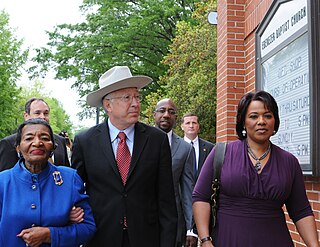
[213,142,227,181]
[210,142,227,229]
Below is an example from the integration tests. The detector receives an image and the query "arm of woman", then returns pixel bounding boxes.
[285,155,319,247]
[192,201,214,247]
[49,171,96,247]
[295,216,319,247]
[192,148,217,247]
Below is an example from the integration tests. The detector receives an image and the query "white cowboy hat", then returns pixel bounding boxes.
[86,66,152,107]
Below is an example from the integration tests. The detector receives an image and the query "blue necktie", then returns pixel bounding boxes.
[191,141,197,176]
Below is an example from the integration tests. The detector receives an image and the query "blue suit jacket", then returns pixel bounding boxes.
[0,161,96,246]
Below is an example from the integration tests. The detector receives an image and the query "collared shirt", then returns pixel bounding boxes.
[184,136,199,170]
[108,119,135,157]
[167,130,173,147]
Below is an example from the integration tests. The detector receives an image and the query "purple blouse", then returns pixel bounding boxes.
[192,139,313,247]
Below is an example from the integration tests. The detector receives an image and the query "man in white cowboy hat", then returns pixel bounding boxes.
[71,66,178,247]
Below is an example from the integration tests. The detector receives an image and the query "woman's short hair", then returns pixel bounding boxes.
[15,118,55,148]
[236,90,280,140]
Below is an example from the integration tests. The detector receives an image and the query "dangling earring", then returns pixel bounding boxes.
[18,152,23,159]
[242,128,247,137]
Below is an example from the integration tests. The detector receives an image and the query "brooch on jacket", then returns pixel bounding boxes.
[52,171,63,185]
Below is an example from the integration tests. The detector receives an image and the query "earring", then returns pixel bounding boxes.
[49,151,54,157]
[273,130,276,135]
[242,129,247,137]
[18,152,23,159]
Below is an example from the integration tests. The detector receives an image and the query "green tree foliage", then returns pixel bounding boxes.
[0,11,29,139]
[144,1,217,142]
[29,0,198,119]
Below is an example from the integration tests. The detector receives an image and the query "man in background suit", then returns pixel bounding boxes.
[181,113,214,179]
[181,112,214,246]
[0,97,70,171]
[154,98,195,247]
[72,66,177,247]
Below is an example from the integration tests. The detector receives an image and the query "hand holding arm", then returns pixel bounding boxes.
[48,171,96,246]
[17,227,50,247]
[69,206,84,223]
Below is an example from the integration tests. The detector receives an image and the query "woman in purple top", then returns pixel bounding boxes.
[192,91,319,247]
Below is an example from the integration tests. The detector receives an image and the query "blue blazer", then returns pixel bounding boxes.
[0,161,96,246]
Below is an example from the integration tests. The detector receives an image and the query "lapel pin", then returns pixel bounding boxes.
[52,171,63,185]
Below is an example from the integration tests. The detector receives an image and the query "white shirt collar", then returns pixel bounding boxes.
[108,119,135,143]
[184,136,199,144]
[167,130,173,146]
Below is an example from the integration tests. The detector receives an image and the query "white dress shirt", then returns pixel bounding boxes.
[108,118,135,157]
[167,130,173,147]
[184,136,199,170]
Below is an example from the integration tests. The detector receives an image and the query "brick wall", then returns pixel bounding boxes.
[216,0,320,245]
[216,0,246,142]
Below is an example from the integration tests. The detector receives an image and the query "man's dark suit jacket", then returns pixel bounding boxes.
[0,133,70,171]
[71,121,178,247]
[196,138,215,179]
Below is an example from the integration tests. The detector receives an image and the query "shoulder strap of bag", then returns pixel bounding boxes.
[210,142,227,229]
[213,142,227,181]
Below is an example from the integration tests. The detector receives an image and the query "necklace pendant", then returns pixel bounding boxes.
[254,162,262,172]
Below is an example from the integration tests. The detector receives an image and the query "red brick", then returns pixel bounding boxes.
[307,191,319,201]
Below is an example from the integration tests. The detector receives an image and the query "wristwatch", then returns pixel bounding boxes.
[201,236,212,244]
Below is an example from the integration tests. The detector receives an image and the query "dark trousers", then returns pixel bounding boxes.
[122,230,130,247]
[176,242,183,247]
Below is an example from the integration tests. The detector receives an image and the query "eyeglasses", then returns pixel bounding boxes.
[105,95,143,103]
[154,108,177,115]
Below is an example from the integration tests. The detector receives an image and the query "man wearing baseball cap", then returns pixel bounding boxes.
[72,66,177,247]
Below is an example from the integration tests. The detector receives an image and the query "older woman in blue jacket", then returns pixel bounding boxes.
[0,118,96,246]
